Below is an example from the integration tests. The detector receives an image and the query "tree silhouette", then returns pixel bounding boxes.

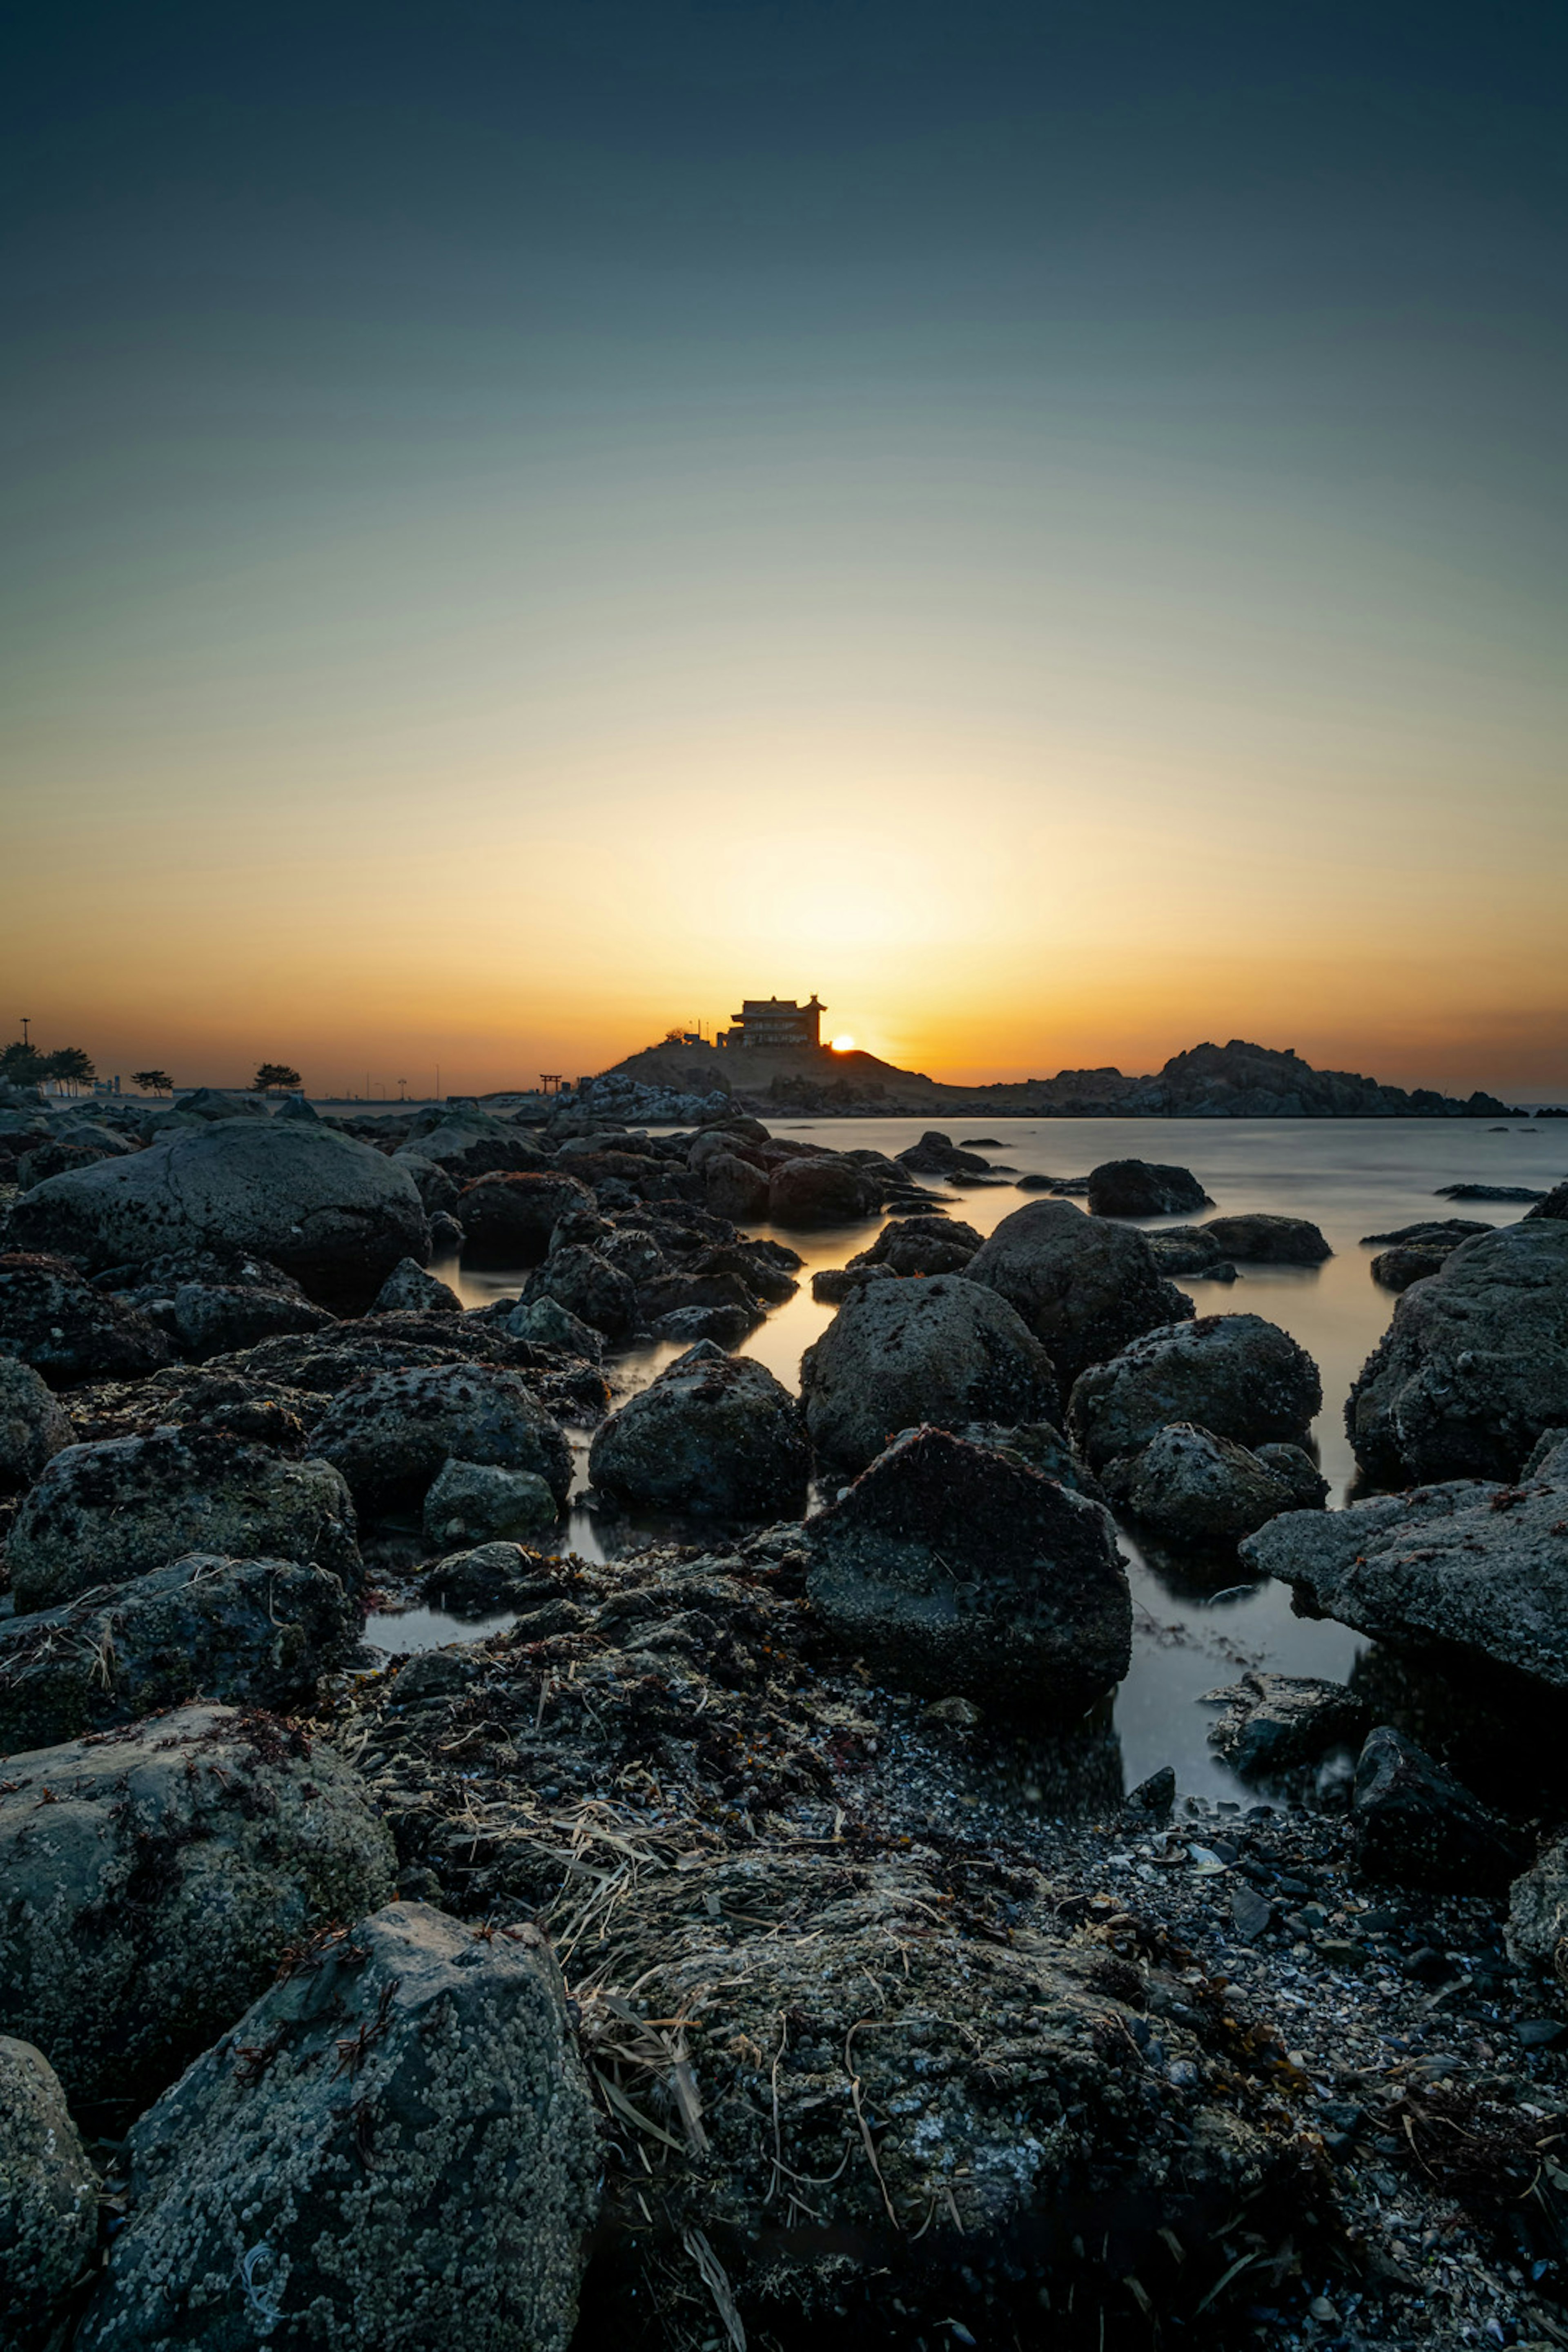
[251,1062,303,1094]
[0,1041,46,1085]
[132,1069,174,1096]
[45,1047,96,1089]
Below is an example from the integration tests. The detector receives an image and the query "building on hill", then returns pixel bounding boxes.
[719,995,825,1051]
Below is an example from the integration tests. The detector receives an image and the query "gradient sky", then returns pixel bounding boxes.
[4,0,1566,1095]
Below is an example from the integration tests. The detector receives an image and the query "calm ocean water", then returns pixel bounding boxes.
[410,1115,1565,1802]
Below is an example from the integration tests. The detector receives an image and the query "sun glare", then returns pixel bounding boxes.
[831,1033,855,1052]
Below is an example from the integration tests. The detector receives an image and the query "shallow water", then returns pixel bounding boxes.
[385,1115,1564,1804]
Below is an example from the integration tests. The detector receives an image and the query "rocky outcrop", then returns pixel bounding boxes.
[1352,1726,1526,1893]
[1197,1213,1331,1265]
[766,1154,876,1226]
[1526,1181,1568,1222]
[7,1432,360,1615]
[848,1212,982,1277]
[895,1131,990,1176]
[370,1256,461,1314]
[1100,1422,1313,1546]
[800,1274,1058,1472]
[0,1552,356,1753]
[312,1361,572,1517]
[9,1123,430,1304]
[1069,1313,1322,1470]
[1203,1673,1372,1778]
[421,1458,559,1546]
[0,1704,396,2107]
[1087,1159,1212,1217]
[1370,1245,1452,1292]
[1345,1221,1568,1483]
[964,1201,1192,1388]
[0,2036,98,2350]
[0,1354,70,1488]
[454,1170,595,1262]
[0,1252,171,1387]
[806,1428,1129,1710]
[80,1902,598,2352]
[589,1341,809,1517]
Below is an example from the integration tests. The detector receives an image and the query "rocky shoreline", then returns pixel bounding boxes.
[1,1087,1566,2348]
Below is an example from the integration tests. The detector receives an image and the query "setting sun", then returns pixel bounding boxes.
[830,1034,856,1052]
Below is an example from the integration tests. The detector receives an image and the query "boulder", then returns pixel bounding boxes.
[522,1243,637,1339]
[312,1361,571,1517]
[7,1432,360,1615]
[79,1902,597,2352]
[1352,1725,1526,1893]
[894,1131,990,1176]
[597,1227,667,1284]
[1197,1214,1332,1265]
[0,1704,396,2107]
[801,1274,1058,1472]
[369,1256,461,1315]
[1143,1226,1229,1275]
[805,1428,1129,1711]
[589,1341,809,1517]
[1069,1313,1322,1470]
[9,1123,429,1305]
[1345,1221,1568,1483]
[173,1087,269,1121]
[766,1154,876,1226]
[1360,1218,1494,1248]
[421,1459,559,1547]
[1100,1422,1305,1545]
[1203,1672,1372,1778]
[1087,1159,1212,1218]
[1253,1441,1330,1507]
[649,1304,752,1346]
[393,1111,550,1180]
[15,1137,121,1186]
[686,1238,800,1303]
[634,1270,766,1329]
[964,1200,1192,1388]
[1436,1183,1544,1203]
[0,1354,70,1489]
[951,1418,1105,1499]
[0,1553,357,1753]
[811,1261,898,1304]
[505,1294,604,1355]
[0,1251,171,1388]
[1370,1245,1452,1292]
[455,1170,596,1263]
[703,1151,770,1222]
[168,1277,329,1358]
[0,2037,98,2349]
[1526,1181,1568,1222]
[850,1212,982,1277]
[393,1152,461,1215]
[1507,1833,1568,1969]
[420,1541,538,1618]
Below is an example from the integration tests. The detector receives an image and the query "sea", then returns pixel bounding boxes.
[374,1114,1567,1807]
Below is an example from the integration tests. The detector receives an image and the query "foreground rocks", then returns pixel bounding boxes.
[0,1251,171,1387]
[800,1273,1057,1471]
[1204,1671,1372,1778]
[964,1199,1192,1387]
[590,1341,808,1517]
[312,1360,572,1518]
[1101,1421,1323,1545]
[80,1903,598,2352]
[0,1704,396,2109]
[0,2036,98,2349]
[0,1353,70,1487]
[1352,1726,1527,1893]
[806,1428,1130,1709]
[1069,1312,1322,1469]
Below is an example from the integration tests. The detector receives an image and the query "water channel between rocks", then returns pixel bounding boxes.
[367,1114,1566,1806]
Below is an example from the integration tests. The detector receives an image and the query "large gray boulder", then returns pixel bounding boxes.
[454,1169,594,1262]
[1242,1441,1568,1697]
[368,1256,461,1315]
[849,1213,982,1277]
[590,1341,809,1517]
[80,1902,598,2352]
[0,1704,396,2107]
[312,1361,571,1516]
[521,1243,637,1339]
[0,1354,70,1489]
[1100,1422,1308,1546]
[703,1149,770,1222]
[806,1428,1129,1711]
[766,1154,876,1226]
[1198,1214,1331,1265]
[0,1251,172,1387]
[1345,1220,1568,1483]
[0,1554,357,1753]
[1086,1159,1211,1218]
[393,1110,550,1180]
[8,1121,429,1304]
[6,1432,360,1615]
[0,2037,98,2350]
[421,1459,559,1546]
[964,1200,1192,1388]
[800,1274,1058,1473]
[1069,1312,1322,1470]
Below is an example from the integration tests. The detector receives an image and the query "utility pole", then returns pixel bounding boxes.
[20,1017,29,1046]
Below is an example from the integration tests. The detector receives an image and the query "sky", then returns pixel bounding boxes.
[3,0,1566,1096]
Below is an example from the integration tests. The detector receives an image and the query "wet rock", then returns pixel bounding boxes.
[0,2036,98,2349]
[801,1273,1058,1472]
[849,1212,982,1277]
[811,1260,898,1304]
[1370,1244,1453,1292]
[521,1244,637,1340]
[1252,1441,1329,1506]
[1360,1218,1494,1248]
[1526,1180,1568,1222]
[393,1151,461,1215]
[167,1276,329,1358]
[79,1902,597,2352]
[0,1354,71,1488]
[1143,1225,1229,1275]
[634,1269,766,1331]
[1198,1213,1331,1264]
[1087,1159,1212,1217]
[1243,1454,1568,1697]
[1352,1724,1526,1893]
[1230,1885,1274,1943]
[1507,1832,1568,1968]
[1069,1312,1322,1470]
[1127,1764,1176,1816]
[0,1552,357,1753]
[454,1170,595,1264]
[703,1149,770,1222]
[427,1207,464,1251]
[1101,1422,1304,1545]
[953,1417,1105,1499]
[0,1703,396,2108]
[806,1427,1129,1711]
[1345,1221,1568,1482]
[597,1227,667,1285]
[369,1256,461,1315]
[419,1541,538,1617]
[312,1361,571,1517]
[965,1200,1192,1389]
[7,1432,360,1615]
[590,1341,808,1517]
[505,1294,604,1354]
[1203,1672,1373,1777]
[421,1458,559,1546]
[15,1136,122,1185]
[172,1087,268,1122]
[894,1130,991,1176]
[1435,1182,1545,1203]
[648,1304,752,1345]
[0,1251,172,1388]
[9,1123,430,1305]
[766,1153,876,1226]
[393,1110,550,1180]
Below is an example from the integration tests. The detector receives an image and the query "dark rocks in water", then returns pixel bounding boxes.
[1086,1158,1213,1217]
[0,1354,71,1489]
[1015,1169,1087,1192]
[958,1136,1002,1146]
[1100,1422,1312,1546]
[1360,1218,1493,1247]
[895,1130,991,1177]
[1345,1221,1568,1483]
[0,2035,98,2348]
[455,1170,595,1264]
[6,1430,360,1615]
[370,1256,462,1315]
[953,1417,1105,1500]
[0,1703,396,2109]
[1526,1180,1568,1222]
[964,1199,1192,1389]
[648,1302,753,1347]
[590,1340,809,1518]
[1198,1213,1332,1265]
[634,1268,766,1332]
[1352,1724,1527,1893]
[1253,1441,1330,1507]
[420,1539,541,1617]
[312,1360,572,1518]
[1370,1243,1452,1292]
[800,1273,1058,1472]
[164,1276,329,1359]
[810,1260,898,1304]
[1243,1438,1568,1697]
[686,1238,800,1304]
[0,1552,357,1752]
[393,1109,551,1180]
[394,1150,461,1214]
[805,1427,1130,1711]
[522,1243,638,1339]
[850,1211,982,1277]
[0,1251,172,1388]
[766,1153,876,1226]
[80,1901,598,2352]
[1143,1225,1228,1275]
[422,1458,559,1546]
[1204,1671,1372,1777]
[1119,1038,1515,1120]
[1434,1182,1545,1203]
[702,1149,770,1222]
[1069,1312,1322,1470]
